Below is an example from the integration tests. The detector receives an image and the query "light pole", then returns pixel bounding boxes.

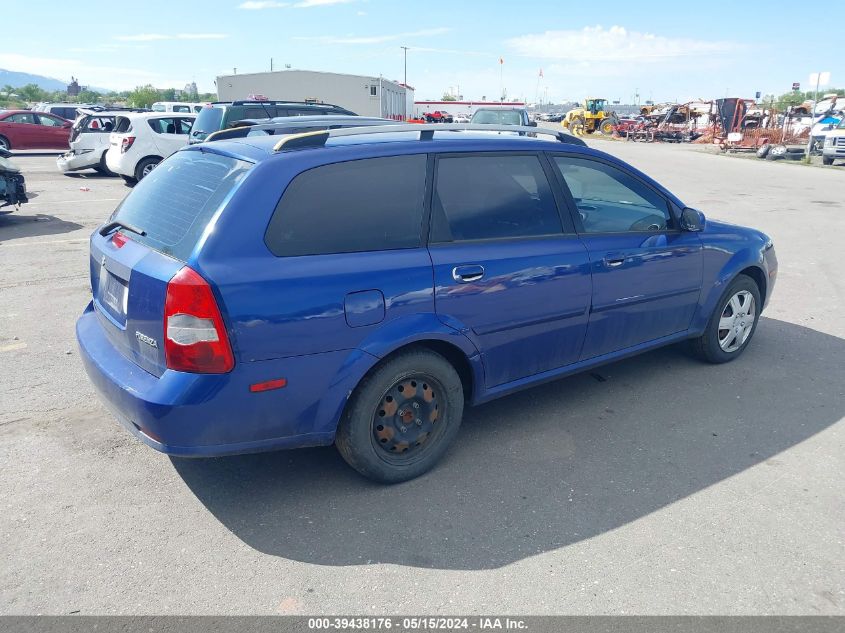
[400,46,409,87]
[806,71,830,158]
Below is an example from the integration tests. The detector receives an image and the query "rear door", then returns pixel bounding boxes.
[148,116,193,157]
[428,153,592,388]
[88,151,253,376]
[549,154,703,359]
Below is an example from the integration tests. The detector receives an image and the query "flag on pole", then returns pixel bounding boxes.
[539,68,544,78]
[499,57,504,65]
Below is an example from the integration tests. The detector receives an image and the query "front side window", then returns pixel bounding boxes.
[37,115,64,127]
[266,155,427,257]
[553,157,672,233]
[174,118,194,134]
[431,154,561,242]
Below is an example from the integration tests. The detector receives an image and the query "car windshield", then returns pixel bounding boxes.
[472,110,522,125]
[191,106,225,140]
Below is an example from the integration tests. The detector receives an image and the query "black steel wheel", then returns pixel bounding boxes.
[336,349,464,483]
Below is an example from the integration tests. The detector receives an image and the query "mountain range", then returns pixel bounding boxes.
[0,68,112,93]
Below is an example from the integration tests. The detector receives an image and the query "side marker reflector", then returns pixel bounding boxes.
[250,378,288,393]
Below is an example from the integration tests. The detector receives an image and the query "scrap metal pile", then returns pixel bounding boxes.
[612,94,844,153]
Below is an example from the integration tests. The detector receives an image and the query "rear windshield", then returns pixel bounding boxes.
[472,110,523,125]
[109,151,252,261]
[191,107,225,141]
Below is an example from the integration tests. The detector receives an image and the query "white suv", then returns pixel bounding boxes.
[105,112,196,183]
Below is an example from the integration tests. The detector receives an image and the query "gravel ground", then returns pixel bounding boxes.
[0,141,843,615]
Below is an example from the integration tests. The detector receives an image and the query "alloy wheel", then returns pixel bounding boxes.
[718,290,756,352]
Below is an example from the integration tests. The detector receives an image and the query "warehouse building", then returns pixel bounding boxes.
[216,69,412,120]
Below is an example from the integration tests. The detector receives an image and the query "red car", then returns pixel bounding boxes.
[0,110,72,151]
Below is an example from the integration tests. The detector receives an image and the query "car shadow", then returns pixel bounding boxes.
[0,213,83,242]
[172,318,844,570]
[62,172,117,179]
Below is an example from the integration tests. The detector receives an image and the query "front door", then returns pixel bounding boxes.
[34,114,69,149]
[550,154,703,360]
[429,153,592,388]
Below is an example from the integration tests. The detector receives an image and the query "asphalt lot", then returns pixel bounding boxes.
[0,140,843,615]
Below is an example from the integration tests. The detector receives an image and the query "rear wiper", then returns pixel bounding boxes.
[99,220,146,237]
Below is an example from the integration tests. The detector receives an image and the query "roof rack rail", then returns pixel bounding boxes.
[204,116,394,143]
[212,99,349,108]
[272,123,586,152]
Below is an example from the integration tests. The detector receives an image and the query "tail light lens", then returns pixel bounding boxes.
[164,266,234,374]
[121,136,136,153]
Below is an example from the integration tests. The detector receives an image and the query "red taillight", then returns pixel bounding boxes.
[111,232,128,248]
[164,266,234,374]
[121,136,136,153]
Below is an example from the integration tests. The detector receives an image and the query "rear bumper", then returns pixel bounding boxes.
[57,150,100,172]
[76,302,337,456]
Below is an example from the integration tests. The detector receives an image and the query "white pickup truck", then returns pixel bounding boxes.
[822,118,845,166]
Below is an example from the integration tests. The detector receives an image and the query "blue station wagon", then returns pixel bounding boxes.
[76,124,778,482]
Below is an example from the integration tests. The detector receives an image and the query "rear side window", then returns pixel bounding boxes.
[110,152,252,261]
[431,155,562,242]
[114,117,132,133]
[266,155,427,257]
[148,118,177,134]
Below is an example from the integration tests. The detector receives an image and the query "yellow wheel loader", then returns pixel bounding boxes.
[562,98,618,135]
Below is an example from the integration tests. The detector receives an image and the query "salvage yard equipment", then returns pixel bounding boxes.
[562,98,619,135]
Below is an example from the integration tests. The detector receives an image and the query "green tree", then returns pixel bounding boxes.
[441,93,457,101]
[126,85,160,108]
[76,89,102,104]
[17,83,47,102]
[160,88,177,101]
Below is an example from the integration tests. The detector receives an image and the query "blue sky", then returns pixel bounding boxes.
[2,0,839,102]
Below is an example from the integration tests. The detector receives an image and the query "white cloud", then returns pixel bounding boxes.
[238,0,351,7]
[238,1,288,8]
[507,25,740,63]
[297,27,450,45]
[113,33,228,41]
[294,0,354,6]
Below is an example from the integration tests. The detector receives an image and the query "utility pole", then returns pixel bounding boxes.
[270,58,273,72]
[806,71,830,158]
[400,46,409,86]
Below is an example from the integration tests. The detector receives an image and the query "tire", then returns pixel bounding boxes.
[599,118,615,135]
[94,151,115,176]
[691,274,761,364]
[822,156,834,166]
[756,144,770,159]
[0,136,10,151]
[767,144,787,160]
[134,157,160,181]
[570,116,586,136]
[335,349,465,483]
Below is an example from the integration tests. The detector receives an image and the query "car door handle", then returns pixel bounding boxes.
[452,265,485,283]
[604,255,626,268]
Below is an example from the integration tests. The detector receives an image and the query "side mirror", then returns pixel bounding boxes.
[529,120,538,127]
[680,207,705,232]
[63,121,72,128]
